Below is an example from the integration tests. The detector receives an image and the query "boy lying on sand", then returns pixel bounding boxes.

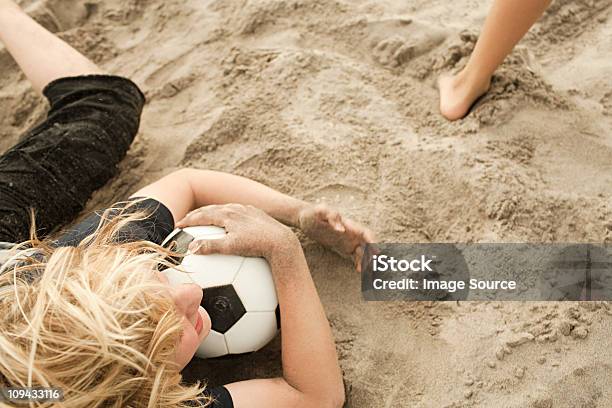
[0,1,372,406]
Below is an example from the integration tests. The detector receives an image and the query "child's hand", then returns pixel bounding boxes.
[297,204,375,271]
[176,204,299,261]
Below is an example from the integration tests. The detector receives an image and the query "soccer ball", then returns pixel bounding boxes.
[161,226,280,358]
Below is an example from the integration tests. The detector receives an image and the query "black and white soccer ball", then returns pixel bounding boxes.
[161,226,280,358]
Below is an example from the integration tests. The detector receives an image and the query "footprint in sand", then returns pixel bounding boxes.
[365,18,448,68]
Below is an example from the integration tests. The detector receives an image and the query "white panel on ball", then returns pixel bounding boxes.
[233,257,278,312]
[182,254,244,288]
[224,312,278,354]
[196,330,228,358]
[183,225,226,240]
[163,267,194,286]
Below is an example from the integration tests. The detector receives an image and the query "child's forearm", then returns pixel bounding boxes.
[268,238,345,405]
[132,168,310,227]
[184,169,308,227]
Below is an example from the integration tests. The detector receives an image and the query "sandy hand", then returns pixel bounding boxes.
[298,204,375,271]
[176,204,299,261]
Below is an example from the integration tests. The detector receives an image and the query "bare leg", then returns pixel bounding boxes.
[438,0,551,121]
[0,0,101,94]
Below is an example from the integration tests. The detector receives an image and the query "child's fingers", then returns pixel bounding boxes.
[343,218,372,242]
[177,205,227,228]
[188,237,232,255]
[354,245,364,273]
[314,204,345,232]
[329,212,345,232]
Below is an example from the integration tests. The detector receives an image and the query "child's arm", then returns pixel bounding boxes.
[131,168,374,263]
[132,168,307,228]
[181,205,346,408]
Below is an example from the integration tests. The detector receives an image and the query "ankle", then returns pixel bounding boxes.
[438,68,493,121]
[455,67,491,94]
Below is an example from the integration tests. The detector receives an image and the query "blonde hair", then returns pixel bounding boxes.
[0,202,210,407]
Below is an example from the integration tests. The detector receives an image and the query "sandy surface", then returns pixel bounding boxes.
[2,0,612,406]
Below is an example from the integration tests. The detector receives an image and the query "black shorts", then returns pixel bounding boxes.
[0,75,145,243]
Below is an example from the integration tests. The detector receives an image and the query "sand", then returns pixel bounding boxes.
[2,0,612,406]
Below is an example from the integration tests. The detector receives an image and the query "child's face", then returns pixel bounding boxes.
[157,272,211,369]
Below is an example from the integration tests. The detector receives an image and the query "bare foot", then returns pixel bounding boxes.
[438,70,491,121]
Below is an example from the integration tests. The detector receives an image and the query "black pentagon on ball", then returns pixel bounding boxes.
[275,305,281,330]
[202,285,246,333]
